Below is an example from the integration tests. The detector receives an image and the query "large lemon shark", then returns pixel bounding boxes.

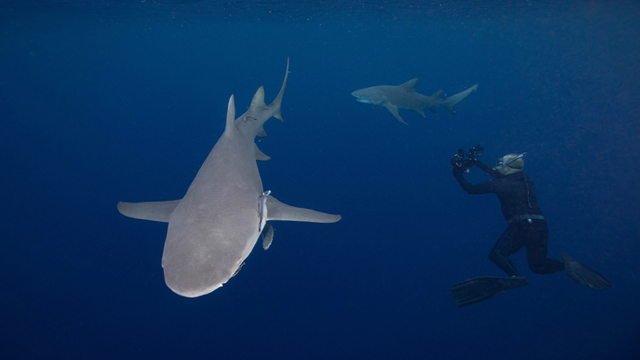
[118,59,341,297]
[352,79,478,125]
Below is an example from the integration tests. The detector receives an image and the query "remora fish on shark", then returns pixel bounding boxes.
[117,59,341,298]
[351,79,478,125]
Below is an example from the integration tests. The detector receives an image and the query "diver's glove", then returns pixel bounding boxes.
[452,145,484,172]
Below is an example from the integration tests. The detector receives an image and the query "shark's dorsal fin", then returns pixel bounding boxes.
[399,78,418,91]
[250,86,267,110]
[224,95,236,137]
[266,196,341,223]
[254,143,270,161]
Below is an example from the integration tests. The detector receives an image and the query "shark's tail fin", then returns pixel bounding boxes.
[267,57,290,123]
[442,83,478,114]
[249,58,290,137]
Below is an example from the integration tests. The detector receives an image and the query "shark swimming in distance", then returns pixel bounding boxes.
[351,79,478,125]
[117,59,341,298]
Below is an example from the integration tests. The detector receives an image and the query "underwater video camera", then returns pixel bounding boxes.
[451,145,484,170]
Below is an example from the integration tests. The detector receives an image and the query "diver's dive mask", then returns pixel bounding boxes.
[493,152,527,171]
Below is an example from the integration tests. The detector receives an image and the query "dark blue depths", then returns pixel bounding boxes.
[1,1,639,359]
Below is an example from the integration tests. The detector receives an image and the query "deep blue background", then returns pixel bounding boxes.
[1,1,639,359]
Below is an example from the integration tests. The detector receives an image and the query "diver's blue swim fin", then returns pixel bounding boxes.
[451,276,529,307]
[562,254,612,290]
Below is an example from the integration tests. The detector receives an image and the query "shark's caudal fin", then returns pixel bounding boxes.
[268,57,290,123]
[266,196,341,223]
[442,83,478,114]
[117,200,181,223]
[247,58,290,138]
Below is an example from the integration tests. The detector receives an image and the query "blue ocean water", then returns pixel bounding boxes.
[1,1,639,359]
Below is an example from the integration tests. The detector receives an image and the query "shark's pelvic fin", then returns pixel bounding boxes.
[399,78,418,91]
[254,143,270,161]
[117,200,181,223]
[266,196,341,223]
[442,83,478,114]
[223,95,236,137]
[256,125,267,138]
[262,222,274,250]
[384,102,409,125]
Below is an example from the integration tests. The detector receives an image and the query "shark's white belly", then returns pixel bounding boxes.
[161,137,263,298]
[162,190,262,297]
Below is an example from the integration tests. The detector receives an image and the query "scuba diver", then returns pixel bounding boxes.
[450,146,611,307]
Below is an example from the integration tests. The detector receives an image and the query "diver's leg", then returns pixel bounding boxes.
[524,221,565,274]
[488,224,524,277]
[453,224,529,307]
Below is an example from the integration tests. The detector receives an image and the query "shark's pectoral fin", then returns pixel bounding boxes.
[266,196,341,223]
[384,102,408,125]
[254,143,271,161]
[117,200,181,223]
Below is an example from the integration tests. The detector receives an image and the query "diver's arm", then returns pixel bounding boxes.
[475,160,502,178]
[453,167,498,195]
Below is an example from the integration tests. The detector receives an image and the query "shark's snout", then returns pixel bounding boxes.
[351,91,371,104]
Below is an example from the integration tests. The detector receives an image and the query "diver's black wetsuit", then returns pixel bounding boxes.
[453,160,565,277]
